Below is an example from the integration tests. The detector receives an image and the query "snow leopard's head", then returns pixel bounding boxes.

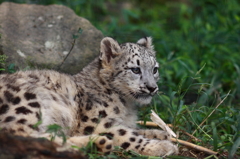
[99,37,159,105]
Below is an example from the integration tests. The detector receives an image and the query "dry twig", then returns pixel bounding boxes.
[170,138,217,155]
[56,28,82,70]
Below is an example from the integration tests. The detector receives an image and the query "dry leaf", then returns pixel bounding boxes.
[150,110,177,138]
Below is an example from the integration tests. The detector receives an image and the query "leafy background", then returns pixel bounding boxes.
[0,0,239,158]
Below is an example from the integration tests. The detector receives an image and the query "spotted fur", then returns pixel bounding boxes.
[0,37,178,156]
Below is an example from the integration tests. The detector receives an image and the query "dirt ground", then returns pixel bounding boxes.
[178,145,239,159]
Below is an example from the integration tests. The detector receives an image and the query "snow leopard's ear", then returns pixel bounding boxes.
[100,37,121,64]
[137,37,154,50]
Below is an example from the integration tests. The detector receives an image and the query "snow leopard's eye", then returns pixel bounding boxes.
[131,67,141,74]
[153,67,158,74]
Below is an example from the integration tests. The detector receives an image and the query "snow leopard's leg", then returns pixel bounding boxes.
[137,129,171,140]
[69,134,113,153]
[93,121,178,157]
[30,132,113,153]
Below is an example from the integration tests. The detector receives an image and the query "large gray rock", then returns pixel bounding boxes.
[0,2,103,74]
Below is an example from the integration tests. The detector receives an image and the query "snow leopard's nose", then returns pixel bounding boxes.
[146,85,158,94]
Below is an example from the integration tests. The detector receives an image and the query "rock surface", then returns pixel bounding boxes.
[0,2,103,74]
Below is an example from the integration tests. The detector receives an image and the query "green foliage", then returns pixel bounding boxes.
[46,124,67,144]
[0,55,16,73]
[0,55,7,71]
[150,70,240,157]
[33,112,42,129]
[229,136,240,159]
[72,27,83,39]
[7,63,16,73]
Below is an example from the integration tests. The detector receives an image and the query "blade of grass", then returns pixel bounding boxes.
[211,122,218,151]
[192,90,231,136]
[186,108,213,140]
[228,136,240,159]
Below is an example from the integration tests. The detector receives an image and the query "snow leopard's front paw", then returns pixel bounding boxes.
[141,140,178,157]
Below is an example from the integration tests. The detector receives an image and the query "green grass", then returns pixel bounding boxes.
[0,0,239,158]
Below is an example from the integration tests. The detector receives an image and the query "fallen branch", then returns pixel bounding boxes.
[137,121,218,155]
[137,121,171,127]
[183,131,202,142]
[170,138,217,155]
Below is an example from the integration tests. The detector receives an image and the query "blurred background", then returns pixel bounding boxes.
[1,0,238,105]
[0,0,239,157]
